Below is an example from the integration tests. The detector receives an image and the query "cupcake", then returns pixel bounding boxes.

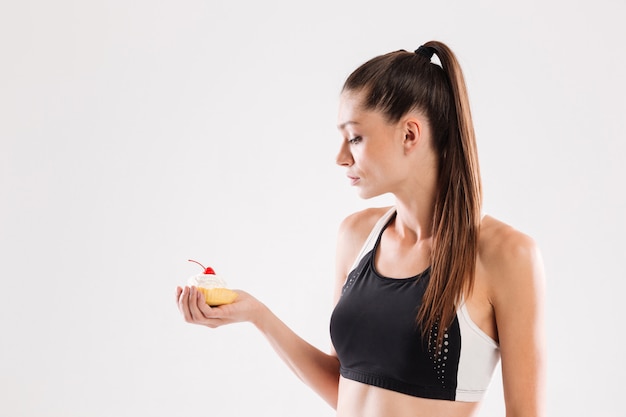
[187,260,238,306]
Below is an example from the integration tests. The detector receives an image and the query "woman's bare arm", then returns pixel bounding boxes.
[176,286,341,408]
[484,225,547,417]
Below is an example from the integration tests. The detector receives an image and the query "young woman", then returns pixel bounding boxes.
[176,40,546,417]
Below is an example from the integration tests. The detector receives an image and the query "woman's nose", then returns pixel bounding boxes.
[335,142,353,167]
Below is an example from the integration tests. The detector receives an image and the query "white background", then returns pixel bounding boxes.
[1,1,625,416]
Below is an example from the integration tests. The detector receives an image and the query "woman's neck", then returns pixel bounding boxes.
[392,194,435,244]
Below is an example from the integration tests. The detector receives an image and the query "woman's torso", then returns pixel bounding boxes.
[332,207,502,417]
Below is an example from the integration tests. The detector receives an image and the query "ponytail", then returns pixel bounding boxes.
[416,41,482,349]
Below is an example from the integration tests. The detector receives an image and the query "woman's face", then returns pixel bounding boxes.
[336,90,408,199]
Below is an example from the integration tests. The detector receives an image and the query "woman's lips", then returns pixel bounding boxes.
[347,175,360,185]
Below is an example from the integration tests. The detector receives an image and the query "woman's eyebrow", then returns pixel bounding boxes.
[337,120,360,130]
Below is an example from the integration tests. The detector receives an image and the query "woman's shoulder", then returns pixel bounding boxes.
[478,215,545,296]
[479,215,539,263]
[339,206,393,235]
[334,206,392,279]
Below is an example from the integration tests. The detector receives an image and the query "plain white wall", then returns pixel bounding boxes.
[1,0,624,416]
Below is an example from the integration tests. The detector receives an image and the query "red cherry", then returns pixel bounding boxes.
[188,259,216,275]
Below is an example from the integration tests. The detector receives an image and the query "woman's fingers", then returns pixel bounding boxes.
[178,286,194,323]
[179,286,222,327]
[175,286,183,305]
[188,287,206,322]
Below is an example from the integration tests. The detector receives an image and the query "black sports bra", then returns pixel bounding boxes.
[330,208,500,402]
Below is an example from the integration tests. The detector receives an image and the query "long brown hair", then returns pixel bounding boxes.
[342,41,482,346]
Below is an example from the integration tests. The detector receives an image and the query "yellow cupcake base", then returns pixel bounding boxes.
[197,287,238,306]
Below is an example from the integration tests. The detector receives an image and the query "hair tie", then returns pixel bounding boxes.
[414,45,435,60]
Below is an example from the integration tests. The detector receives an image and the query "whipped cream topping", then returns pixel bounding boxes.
[187,273,228,289]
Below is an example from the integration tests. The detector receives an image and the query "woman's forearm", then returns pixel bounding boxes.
[253,303,340,408]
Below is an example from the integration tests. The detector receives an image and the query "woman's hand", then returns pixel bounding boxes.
[175,286,264,328]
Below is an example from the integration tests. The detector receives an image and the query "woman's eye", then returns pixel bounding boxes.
[348,136,362,144]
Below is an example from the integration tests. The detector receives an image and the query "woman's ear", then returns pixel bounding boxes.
[402,118,422,155]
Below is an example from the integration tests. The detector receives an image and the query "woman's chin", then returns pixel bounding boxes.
[356,187,384,200]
